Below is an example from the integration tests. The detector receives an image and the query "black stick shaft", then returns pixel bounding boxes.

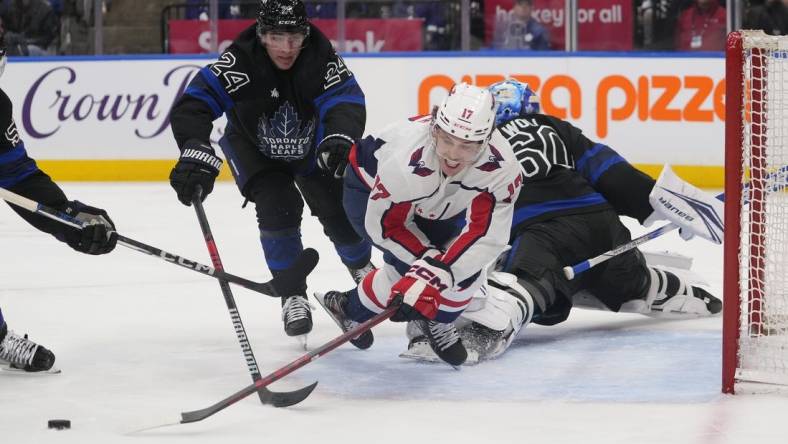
[191,189,269,404]
[180,306,398,423]
[0,185,278,296]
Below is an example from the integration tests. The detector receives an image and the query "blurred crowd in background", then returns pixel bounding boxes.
[0,0,785,56]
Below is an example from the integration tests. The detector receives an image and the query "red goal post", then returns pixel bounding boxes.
[724,30,788,394]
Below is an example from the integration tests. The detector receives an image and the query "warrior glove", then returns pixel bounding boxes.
[170,139,223,206]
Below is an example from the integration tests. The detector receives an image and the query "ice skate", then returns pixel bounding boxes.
[646,266,722,317]
[0,323,56,373]
[409,320,467,367]
[347,262,376,284]
[282,295,313,348]
[313,291,373,349]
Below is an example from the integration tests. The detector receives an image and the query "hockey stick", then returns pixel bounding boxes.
[191,187,317,407]
[563,164,788,280]
[0,186,317,297]
[174,305,398,425]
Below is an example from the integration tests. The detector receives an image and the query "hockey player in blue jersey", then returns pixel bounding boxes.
[0,36,117,372]
[168,0,373,342]
[402,79,724,364]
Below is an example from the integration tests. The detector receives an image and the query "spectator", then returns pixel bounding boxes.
[674,0,726,51]
[745,0,788,36]
[492,0,549,50]
[184,0,242,20]
[306,3,337,19]
[0,0,58,55]
[48,0,62,16]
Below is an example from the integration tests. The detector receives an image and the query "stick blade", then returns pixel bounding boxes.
[269,248,320,296]
[266,381,318,408]
[179,381,319,424]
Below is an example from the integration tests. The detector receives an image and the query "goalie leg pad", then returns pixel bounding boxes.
[401,272,535,364]
[463,271,534,329]
[641,265,721,317]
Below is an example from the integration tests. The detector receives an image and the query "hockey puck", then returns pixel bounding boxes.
[47,419,71,430]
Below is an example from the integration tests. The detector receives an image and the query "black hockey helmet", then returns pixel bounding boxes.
[257,0,310,38]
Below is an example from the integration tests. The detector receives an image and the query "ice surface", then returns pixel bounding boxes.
[2,183,788,444]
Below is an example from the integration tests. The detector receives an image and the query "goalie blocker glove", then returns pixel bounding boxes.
[170,139,223,206]
[645,165,724,244]
[316,134,354,179]
[55,201,117,255]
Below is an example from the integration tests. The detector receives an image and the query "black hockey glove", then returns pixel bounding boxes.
[170,139,223,206]
[316,136,354,179]
[55,201,118,255]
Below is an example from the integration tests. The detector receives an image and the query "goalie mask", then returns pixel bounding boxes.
[489,79,540,126]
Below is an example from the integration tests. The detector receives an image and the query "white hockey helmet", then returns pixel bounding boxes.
[434,83,497,143]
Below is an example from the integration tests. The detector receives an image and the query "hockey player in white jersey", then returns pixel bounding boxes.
[314,83,523,366]
[401,79,724,364]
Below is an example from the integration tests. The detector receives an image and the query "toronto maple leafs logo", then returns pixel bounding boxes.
[477,144,504,172]
[408,147,434,177]
[257,102,315,160]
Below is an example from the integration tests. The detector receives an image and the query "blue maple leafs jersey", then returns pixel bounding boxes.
[0,88,39,188]
[497,113,656,236]
[1,87,69,235]
[170,23,365,170]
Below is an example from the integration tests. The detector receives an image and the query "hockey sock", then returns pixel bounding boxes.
[344,288,377,323]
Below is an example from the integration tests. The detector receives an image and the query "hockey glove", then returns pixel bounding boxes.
[170,139,223,206]
[645,165,724,244]
[55,201,118,255]
[388,256,454,322]
[316,135,353,179]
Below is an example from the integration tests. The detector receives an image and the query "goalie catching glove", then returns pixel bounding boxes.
[170,139,223,206]
[388,255,454,322]
[644,165,724,244]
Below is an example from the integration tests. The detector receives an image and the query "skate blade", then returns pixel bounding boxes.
[398,343,480,367]
[294,334,308,350]
[0,364,62,374]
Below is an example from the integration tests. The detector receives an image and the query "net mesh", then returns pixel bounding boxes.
[737,32,788,386]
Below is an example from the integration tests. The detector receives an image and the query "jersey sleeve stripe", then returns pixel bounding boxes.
[313,76,363,108]
[361,269,387,309]
[381,201,429,258]
[574,143,605,172]
[0,144,27,163]
[575,143,626,185]
[348,144,373,190]
[587,155,625,185]
[512,193,607,225]
[184,87,223,120]
[198,67,234,110]
[441,191,495,265]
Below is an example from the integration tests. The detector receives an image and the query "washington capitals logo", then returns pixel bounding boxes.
[257,102,314,161]
[408,147,434,177]
[477,144,504,172]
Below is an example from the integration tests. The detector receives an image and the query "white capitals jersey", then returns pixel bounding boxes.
[349,115,523,291]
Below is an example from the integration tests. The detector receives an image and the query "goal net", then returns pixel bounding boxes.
[724,30,788,394]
